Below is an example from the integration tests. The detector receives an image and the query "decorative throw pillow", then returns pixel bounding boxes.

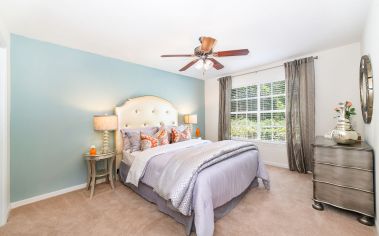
[155,128,169,145]
[140,133,159,150]
[163,125,187,143]
[171,127,191,143]
[140,128,169,151]
[120,129,131,151]
[124,127,159,152]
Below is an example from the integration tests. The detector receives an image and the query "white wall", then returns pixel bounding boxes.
[205,42,363,168]
[361,0,379,227]
[315,43,363,136]
[0,17,10,226]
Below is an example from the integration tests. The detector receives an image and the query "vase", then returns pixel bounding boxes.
[331,118,358,145]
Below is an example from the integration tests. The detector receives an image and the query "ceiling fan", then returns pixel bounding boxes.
[161,37,249,72]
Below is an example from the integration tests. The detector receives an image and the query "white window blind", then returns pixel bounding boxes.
[231,80,286,142]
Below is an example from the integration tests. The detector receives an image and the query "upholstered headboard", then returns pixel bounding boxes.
[114,96,178,169]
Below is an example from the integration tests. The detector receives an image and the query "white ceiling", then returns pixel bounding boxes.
[0,0,372,79]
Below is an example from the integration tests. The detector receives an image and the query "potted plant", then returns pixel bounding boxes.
[332,101,358,144]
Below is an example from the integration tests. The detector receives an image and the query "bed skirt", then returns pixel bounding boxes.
[119,161,259,235]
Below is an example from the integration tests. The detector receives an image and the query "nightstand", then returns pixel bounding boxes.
[83,152,115,199]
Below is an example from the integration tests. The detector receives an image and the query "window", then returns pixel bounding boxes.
[231,80,286,142]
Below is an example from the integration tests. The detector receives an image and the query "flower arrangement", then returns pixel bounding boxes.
[334,101,356,120]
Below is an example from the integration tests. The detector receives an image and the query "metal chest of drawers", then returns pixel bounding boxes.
[312,136,375,226]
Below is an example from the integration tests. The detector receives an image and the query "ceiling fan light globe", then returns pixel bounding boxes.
[195,60,204,69]
[204,59,213,70]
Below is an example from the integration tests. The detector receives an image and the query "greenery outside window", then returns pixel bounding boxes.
[231,80,286,142]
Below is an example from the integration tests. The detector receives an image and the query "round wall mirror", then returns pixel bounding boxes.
[359,55,373,124]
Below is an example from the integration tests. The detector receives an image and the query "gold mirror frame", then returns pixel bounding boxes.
[359,55,373,124]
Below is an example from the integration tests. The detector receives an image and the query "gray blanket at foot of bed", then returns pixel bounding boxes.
[119,161,259,236]
[155,140,269,216]
[120,148,268,236]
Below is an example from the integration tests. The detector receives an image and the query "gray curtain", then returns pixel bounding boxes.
[285,57,315,173]
[218,76,232,141]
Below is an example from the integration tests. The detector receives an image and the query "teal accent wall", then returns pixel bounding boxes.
[10,35,205,202]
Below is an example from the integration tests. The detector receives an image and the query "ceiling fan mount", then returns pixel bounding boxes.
[194,46,213,57]
[161,36,250,72]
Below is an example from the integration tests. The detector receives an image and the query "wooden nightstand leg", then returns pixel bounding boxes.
[105,159,109,184]
[109,157,115,190]
[113,157,118,181]
[86,160,91,190]
[90,160,96,199]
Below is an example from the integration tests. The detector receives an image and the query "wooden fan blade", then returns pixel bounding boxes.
[161,54,194,57]
[208,58,224,70]
[200,37,217,53]
[179,59,199,71]
[213,49,249,57]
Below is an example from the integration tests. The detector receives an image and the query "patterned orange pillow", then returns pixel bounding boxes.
[171,127,191,143]
[140,133,158,151]
[140,128,169,151]
[155,128,169,145]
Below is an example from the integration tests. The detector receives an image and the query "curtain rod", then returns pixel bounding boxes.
[230,56,318,79]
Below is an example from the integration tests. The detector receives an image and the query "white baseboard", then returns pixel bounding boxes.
[11,179,109,209]
[10,183,87,209]
[264,161,289,169]
[9,162,287,210]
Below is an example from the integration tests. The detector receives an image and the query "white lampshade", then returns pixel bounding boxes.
[93,115,117,131]
[183,114,197,124]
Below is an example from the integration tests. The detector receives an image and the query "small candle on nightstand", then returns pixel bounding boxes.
[89,145,97,155]
[195,128,201,138]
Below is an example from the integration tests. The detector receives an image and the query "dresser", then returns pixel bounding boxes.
[312,136,375,226]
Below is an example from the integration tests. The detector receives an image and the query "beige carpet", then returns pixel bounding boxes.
[0,166,376,236]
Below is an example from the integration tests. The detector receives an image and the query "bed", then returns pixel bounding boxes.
[114,96,270,236]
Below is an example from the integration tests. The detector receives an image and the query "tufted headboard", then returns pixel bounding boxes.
[114,96,178,169]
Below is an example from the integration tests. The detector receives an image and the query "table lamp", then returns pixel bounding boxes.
[93,114,117,154]
[183,114,197,135]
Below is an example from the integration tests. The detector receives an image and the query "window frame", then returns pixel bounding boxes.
[230,80,286,143]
